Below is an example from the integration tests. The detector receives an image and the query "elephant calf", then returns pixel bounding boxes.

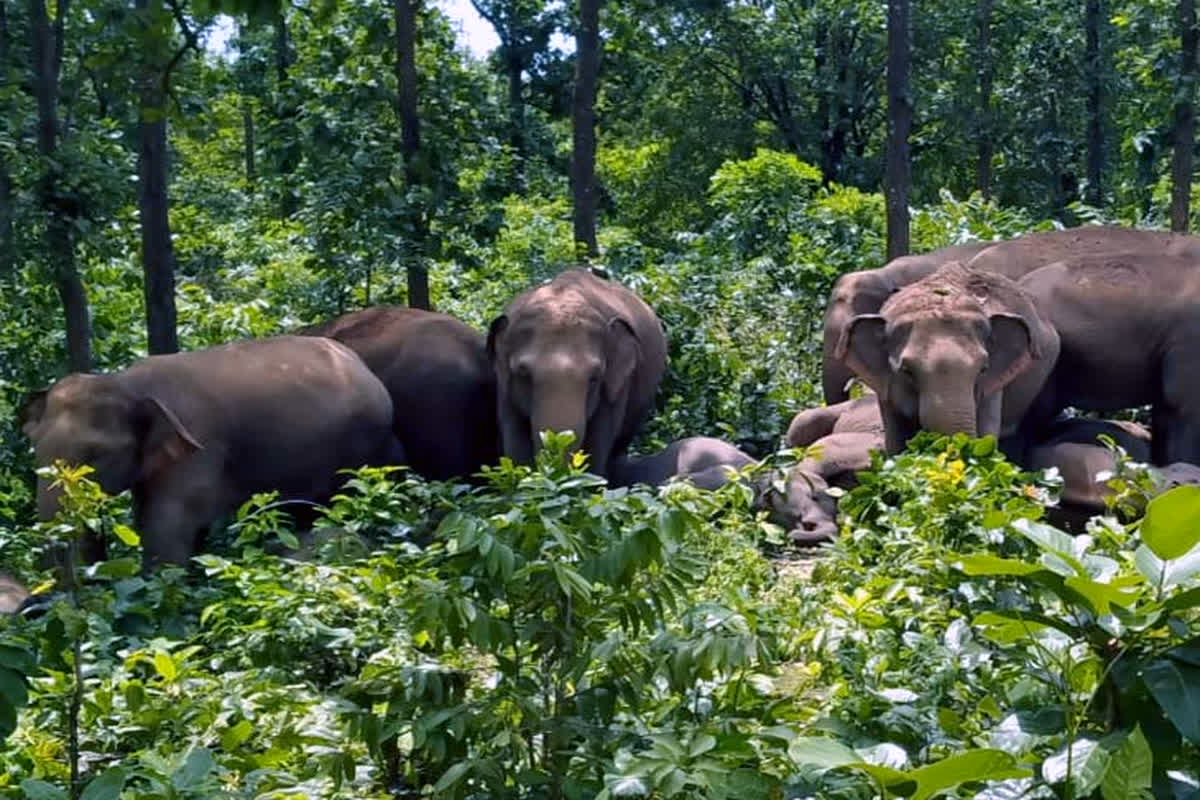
[0,573,29,615]
[610,437,756,491]
[22,335,400,567]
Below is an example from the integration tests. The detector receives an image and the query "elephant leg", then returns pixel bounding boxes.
[136,497,210,568]
[1158,348,1200,465]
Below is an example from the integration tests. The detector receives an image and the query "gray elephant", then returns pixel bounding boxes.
[786,394,883,448]
[610,437,756,491]
[1016,251,1200,465]
[488,269,668,477]
[822,241,992,403]
[21,336,400,567]
[836,262,1060,458]
[301,306,498,481]
[0,573,29,615]
[965,225,1200,278]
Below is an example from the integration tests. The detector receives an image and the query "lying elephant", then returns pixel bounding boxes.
[786,395,882,448]
[610,437,756,490]
[822,241,993,403]
[1017,251,1200,465]
[300,306,499,481]
[21,335,400,567]
[836,262,1060,460]
[488,269,668,478]
[0,573,29,615]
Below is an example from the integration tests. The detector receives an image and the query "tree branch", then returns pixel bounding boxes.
[162,0,198,93]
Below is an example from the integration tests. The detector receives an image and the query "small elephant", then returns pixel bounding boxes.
[1028,417,1152,530]
[610,437,756,491]
[0,573,29,615]
[300,306,498,481]
[786,394,883,448]
[21,336,400,567]
[1156,461,1200,491]
[771,431,883,545]
[1017,251,1200,465]
[822,241,992,403]
[837,262,1060,459]
[488,269,668,478]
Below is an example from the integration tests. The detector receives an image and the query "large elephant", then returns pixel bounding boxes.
[1017,252,1200,465]
[965,225,1200,277]
[836,262,1060,458]
[822,241,992,403]
[301,306,498,481]
[610,437,756,491]
[488,269,668,477]
[21,336,399,567]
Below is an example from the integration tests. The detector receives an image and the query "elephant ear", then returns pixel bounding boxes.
[836,314,889,392]
[604,318,641,404]
[486,314,509,364]
[980,312,1036,395]
[135,397,203,481]
[19,390,49,437]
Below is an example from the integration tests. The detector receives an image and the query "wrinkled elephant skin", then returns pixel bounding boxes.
[21,336,398,568]
[610,437,755,490]
[488,269,667,478]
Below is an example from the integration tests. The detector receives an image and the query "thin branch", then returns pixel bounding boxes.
[162,0,198,93]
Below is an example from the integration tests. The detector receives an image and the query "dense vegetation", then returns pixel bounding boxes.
[3,0,1200,796]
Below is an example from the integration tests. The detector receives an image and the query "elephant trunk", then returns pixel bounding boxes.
[530,389,589,462]
[918,388,978,438]
[36,478,63,521]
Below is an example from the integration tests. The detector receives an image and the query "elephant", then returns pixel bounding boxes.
[965,225,1200,278]
[21,335,400,567]
[1016,251,1200,465]
[822,241,993,403]
[300,306,498,481]
[488,269,668,478]
[610,437,756,490]
[786,394,883,448]
[836,262,1060,459]
[0,573,29,615]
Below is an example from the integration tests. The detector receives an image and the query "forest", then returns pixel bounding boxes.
[2,0,1200,797]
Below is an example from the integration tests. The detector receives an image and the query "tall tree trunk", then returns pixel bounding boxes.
[572,0,601,261]
[976,0,994,199]
[0,0,12,278]
[1084,0,1105,206]
[394,0,430,309]
[136,0,178,355]
[243,100,256,188]
[885,0,911,260]
[1172,0,1197,231]
[506,51,526,192]
[30,0,91,372]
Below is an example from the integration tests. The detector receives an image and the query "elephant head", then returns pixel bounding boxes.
[21,374,202,523]
[835,264,1047,454]
[488,304,642,476]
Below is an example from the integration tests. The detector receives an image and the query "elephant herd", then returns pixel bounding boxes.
[14,226,1200,594]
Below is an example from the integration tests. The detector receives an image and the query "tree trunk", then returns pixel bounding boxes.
[1084,0,1105,207]
[885,0,911,260]
[506,51,526,193]
[572,0,601,261]
[137,0,178,355]
[243,100,256,188]
[1172,0,1197,231]
[30,0,91,372]
[394,0,430,309]
[0,0,12,278]
[976,0,994,199]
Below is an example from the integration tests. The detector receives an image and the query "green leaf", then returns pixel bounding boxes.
[112,524,141,546]
[20,780,68,800]
[786,736,861,770]
[955,554,1047,577]
[172,748,215,790]
[153,651,177,682]
[609,776,648,796]
[907,749,1031,800]
[220,719,254,751]
[434,761,471,792]
[0,667,29,710]
[1142,658,1200,743]
[688,733,716,758]
[1100,727,1152,800]
[1042,739,1109,796]
[1141,486,1200,560]
[80,767,126,800]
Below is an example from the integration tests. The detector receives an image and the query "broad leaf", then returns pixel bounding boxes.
[907,749,1031,800]
[1100,727,1152,800]
[1142,658,1200,743]
[20,781,68,800]
[1042,739,1109,796]
[1141,486,1200,560]
[80,767,126,800]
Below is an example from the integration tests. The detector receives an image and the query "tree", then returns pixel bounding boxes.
[30,0,91,372]
[976,0,995,199]
[886,0,911,260]
[572,0,600,260]
[1084,0,1107,206]
[1172,0,1197,231]
[136,0,197,355]
[469,0,560,191]
[395,0,430,309]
